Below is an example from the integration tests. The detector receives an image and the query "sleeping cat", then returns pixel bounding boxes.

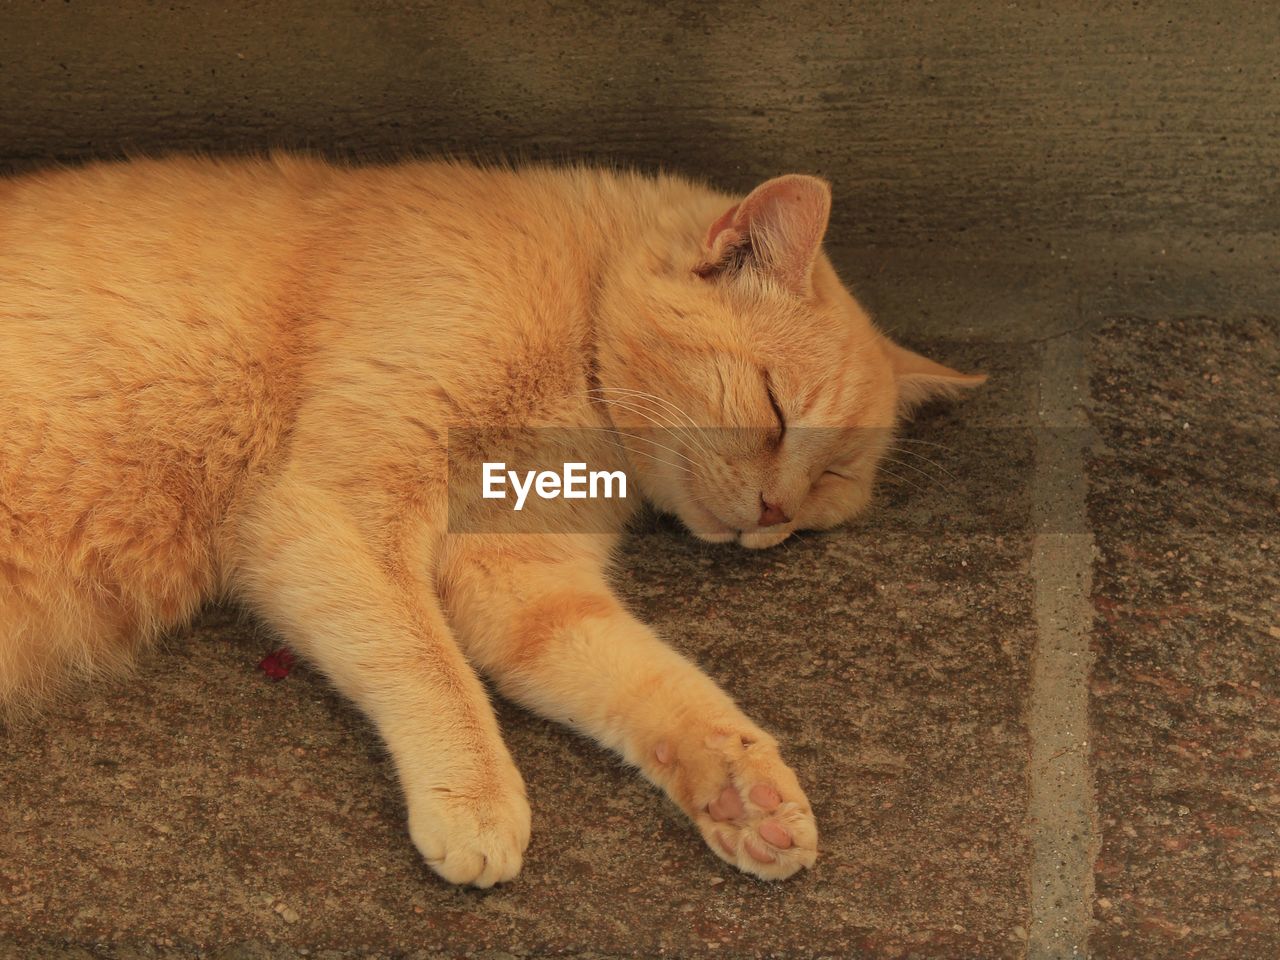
[0,155,983,887]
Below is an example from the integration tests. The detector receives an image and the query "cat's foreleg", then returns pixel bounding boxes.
[233,477,530,888]
[443,537,817,880]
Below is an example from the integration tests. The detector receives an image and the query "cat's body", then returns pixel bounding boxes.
[0,154,982,885]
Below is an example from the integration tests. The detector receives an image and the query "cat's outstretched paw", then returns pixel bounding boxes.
[704,778,817,880]
[406,771,532,888]
[655,729,817,880]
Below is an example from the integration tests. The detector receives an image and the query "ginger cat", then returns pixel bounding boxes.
[0,155,983,886]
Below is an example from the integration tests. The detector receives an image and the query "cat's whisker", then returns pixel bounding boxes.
[592,388,720,462]
[574,390,706,451]
[893,437,955,452]
[586,395,710,457]
[586,389,718,460]
[590,386,706,434]
[885,443,959,485]
[685,493,722,508]
[881,455,950,492]
[597,432,698,480]
[874,464,931,496]
[608,446,693,479]
[604,428,702,471]
[881,450,953,490]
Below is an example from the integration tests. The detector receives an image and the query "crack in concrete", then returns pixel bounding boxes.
[1027,332,1099,959]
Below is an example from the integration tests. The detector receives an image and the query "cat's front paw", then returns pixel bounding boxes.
[655,729,817,880]
[406,767,532,888]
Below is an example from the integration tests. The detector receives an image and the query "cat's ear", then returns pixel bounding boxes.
[883,338,988,414]
[695,175,831,296]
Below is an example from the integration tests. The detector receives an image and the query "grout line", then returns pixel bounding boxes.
[1027,331,1099,959]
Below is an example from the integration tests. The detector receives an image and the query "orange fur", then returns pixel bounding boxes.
[0,154,982,885]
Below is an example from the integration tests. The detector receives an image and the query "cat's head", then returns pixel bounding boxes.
[596,174,985,548]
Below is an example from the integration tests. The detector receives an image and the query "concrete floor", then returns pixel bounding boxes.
[2,244,1275,960]
[1,3,1278,958]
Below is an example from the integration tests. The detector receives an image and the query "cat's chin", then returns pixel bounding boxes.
[686,526,795,550]
[737,528,794,550]
[690,529,739,545]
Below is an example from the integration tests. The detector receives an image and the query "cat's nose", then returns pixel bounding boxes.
[758,497,791,528]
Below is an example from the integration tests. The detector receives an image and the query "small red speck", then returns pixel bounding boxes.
[258,648,296,681]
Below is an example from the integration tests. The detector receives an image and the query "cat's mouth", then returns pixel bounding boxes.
[681,500,795,550]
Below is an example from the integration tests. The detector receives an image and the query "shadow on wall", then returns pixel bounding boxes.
[1,1,1277,246]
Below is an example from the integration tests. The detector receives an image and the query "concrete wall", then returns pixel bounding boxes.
[1,1,1277,250]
